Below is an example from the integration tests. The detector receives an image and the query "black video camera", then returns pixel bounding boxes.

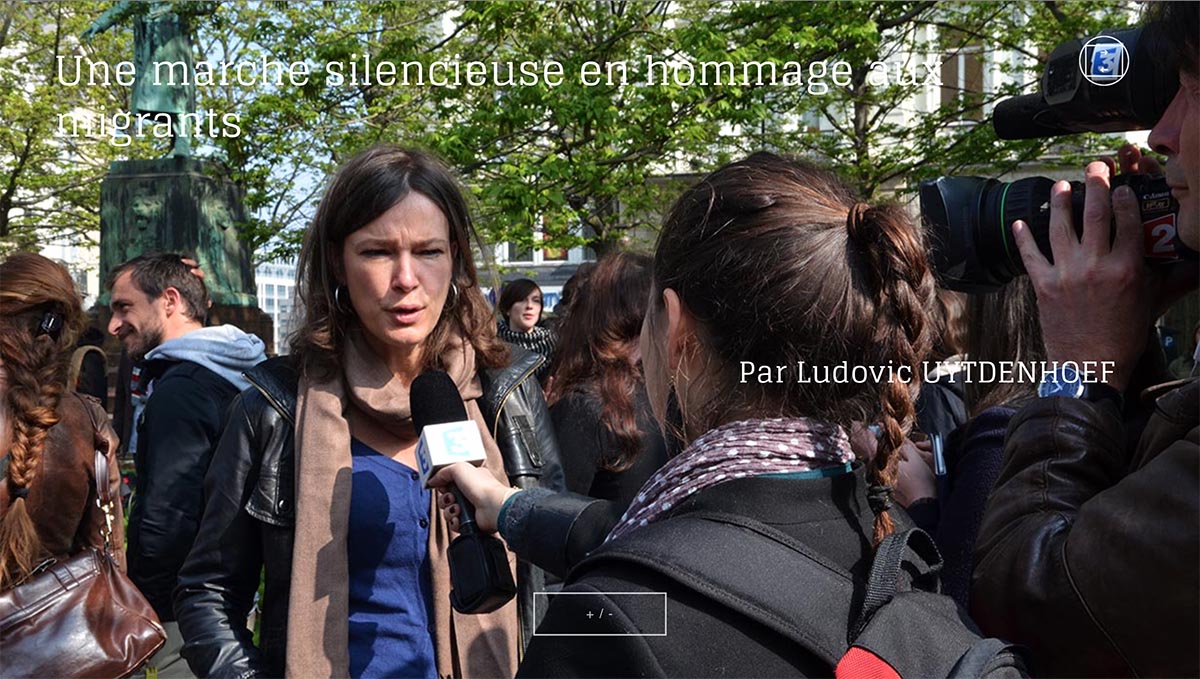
[921,24,1184,292]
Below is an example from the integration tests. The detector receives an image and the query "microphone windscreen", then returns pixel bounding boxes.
[411,370,469,434]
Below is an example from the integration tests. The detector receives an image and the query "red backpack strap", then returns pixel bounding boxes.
[836,646,902,679]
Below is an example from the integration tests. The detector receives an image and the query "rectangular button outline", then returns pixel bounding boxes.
[532,591,668,637]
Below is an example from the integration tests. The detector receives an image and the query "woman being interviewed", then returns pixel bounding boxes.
[433,152,938,676]
[175,146,521,679]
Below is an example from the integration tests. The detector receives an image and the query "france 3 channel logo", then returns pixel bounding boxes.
[1079,35,1129,87]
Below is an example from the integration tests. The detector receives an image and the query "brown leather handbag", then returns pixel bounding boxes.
[0,448,166,678]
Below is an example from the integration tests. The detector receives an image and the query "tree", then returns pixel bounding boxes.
[0,1,148,254]
[190,1,449,262]
[733,1,1141,200]
[10,1,1146,261]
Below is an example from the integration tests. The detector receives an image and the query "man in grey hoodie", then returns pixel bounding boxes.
[108,253,267,679]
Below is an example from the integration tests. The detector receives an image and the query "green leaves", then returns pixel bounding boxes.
[5,0,1146,263]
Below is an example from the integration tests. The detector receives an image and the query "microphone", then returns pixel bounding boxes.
[412,373,488,533]
[411,371,516,614]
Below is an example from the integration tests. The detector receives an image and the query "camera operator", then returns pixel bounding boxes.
[970,3,1198,677]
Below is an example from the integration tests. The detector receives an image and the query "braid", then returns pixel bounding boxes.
[0,253,87,587]
[0,333,65,587]
[847,203,935,545]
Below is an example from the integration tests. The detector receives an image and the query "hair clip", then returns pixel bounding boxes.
[37,312,64,340]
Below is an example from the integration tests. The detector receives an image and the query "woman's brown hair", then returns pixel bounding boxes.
[0,253,87,587]
[549,252,654,472]
[291,145,507,378]
[650,153,934,544]
[965,276,1044,415]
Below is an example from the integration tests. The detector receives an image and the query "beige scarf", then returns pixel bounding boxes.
[286,331,519,679]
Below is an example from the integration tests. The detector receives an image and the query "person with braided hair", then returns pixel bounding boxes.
[430,152,945,677]
[0,253,124,590]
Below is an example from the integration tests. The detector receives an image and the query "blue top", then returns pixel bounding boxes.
[347,438,437,679]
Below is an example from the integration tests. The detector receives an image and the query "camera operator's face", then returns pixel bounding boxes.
[1149,71,1200,249]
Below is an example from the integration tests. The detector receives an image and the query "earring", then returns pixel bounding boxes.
[333,284,353,315]
[445,281,460,310]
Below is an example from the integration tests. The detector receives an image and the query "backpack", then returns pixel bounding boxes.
[574,511,1027,678]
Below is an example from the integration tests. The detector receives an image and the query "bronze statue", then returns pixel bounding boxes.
[82,1,212,157]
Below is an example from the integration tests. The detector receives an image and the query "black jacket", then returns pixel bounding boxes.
[519,467,907,678]
[479,349,565,492]
[174,352,562,679]
[549,384,668,509]
[127,358,240,622]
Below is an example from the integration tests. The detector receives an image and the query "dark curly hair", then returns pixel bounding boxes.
[549,252,654,472]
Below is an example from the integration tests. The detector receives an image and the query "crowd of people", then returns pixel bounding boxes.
[1,3,1197,678]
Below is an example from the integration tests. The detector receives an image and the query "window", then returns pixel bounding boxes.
[941,31,984,122]
[508,242,534,263]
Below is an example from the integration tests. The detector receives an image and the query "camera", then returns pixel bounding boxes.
[921,174,1179,292]
[992,25,1177,140]
[921,23,1183,292]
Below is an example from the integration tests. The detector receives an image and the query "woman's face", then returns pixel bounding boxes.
[341,192,454,373]
[507,289,542,333]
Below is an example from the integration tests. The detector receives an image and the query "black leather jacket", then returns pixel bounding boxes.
[478,348,565,492]
[128,359,242,622]
[174,350,563,679]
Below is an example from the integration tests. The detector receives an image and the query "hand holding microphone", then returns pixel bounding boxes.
[430,464,517,534]
[411,371,517,614]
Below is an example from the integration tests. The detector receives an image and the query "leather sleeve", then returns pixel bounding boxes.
[516,375,566,492]
[501,488,624,578]
[175,393,268,679]
[76,394,126,572]
[971,393,1199,677]
[128,372,229,618]
[99,409,125,573]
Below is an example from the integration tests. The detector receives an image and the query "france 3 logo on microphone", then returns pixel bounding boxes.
[1079,35,1129,87]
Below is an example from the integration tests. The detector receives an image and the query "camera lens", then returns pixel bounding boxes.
[920,174,1179,292]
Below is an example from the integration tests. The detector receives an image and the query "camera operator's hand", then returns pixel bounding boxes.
[1116,143,1163,176]
[1012,161,1151,392]
[429,462,519,534]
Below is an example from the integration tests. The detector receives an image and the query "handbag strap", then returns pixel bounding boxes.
[72,392,116,551]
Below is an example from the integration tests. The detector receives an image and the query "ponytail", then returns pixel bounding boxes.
[845,203,935,545]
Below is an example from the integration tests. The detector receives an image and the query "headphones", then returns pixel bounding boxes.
[37,312,64,340]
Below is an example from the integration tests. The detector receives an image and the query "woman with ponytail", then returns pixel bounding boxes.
[431,152,937,677]
[0,253,123,589]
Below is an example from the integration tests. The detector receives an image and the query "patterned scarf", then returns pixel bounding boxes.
[606,417,854,543]
[497,319,557,380]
